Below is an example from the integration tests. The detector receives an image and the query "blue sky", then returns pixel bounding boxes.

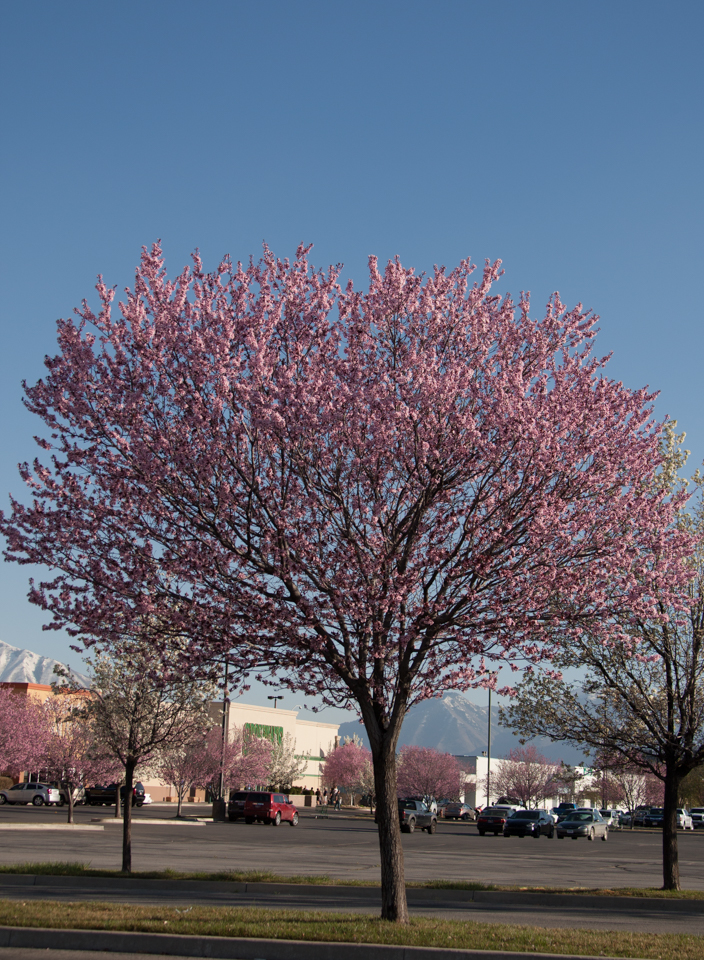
[1,1,702,719]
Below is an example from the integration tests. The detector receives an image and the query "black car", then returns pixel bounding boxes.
[85,782,145,807]
[503,809,554,838]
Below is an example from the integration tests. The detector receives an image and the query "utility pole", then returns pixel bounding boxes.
[218,659,229,802]
[487,687,492,806]
[267,695,284,709]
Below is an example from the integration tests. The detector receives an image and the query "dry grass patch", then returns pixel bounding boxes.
[1,862,704,901]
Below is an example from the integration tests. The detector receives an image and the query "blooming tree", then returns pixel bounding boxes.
[0,686,49,778]
[265,732,307,792]
[492,746,559,808]
[200,725,273,796]
[156,733,213,817]
[87,649,214,872]
[1,244,689,919]
[321,741,374,804]
[396,746,462,802]
[502,427,704,889]
[42,693,120,823]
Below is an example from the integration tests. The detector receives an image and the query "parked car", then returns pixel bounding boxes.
[599,809,622,828]
[230,790,298,826]
[84,782,145,807]
[677,808,694,830]
[503,809,555,839]
[49,783,85,807]
[644,807,665,828]
[397,798,437,834]
[477,806,515,836]
[0,782,61,806]
[442,802,475,821]
[556,809,608,841]
[553,802,577,816]
[633,806,651,827]
[690,807,704,828]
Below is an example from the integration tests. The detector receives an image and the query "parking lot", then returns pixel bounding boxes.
[1,803,703,892]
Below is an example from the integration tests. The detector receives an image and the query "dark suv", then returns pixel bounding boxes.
[228,790,299,826]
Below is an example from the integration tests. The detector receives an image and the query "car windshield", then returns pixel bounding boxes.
[568,812,593,821]
[649,808,664,815]
[510,812,539,820]
[399,801,418,810]
[481,808,506,816]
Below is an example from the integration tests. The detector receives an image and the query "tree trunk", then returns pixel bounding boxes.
[177,788,183,818]
[370,740,408,923]
[66,786,74,824]
[114,777,121,818]
[662,768,680,891]
[122,761,136,873]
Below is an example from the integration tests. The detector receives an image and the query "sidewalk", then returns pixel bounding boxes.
[0,925,647,960]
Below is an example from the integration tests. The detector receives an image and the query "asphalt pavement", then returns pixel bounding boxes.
[0,802,703,892]
[1,803,704,935]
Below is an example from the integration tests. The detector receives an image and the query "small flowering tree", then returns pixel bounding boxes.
[199,726,273,797]
[156,732,213,817]
[396,746,462,802]
[0,685,49,778]
[322,741,374,806]
[42,694,120,823]
[265,733,308,792]
[492,747,560,808]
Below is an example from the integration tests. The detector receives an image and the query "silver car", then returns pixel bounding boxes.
[0,782,61,806]
[556,809,608,841]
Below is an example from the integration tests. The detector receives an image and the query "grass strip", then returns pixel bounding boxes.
[0,861,703,902]
[0,899,701,960]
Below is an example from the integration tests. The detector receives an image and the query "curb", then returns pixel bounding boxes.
[0,925,645,960]
[0,875,702,913]
[0,825,104,831]
[95,818,206,826]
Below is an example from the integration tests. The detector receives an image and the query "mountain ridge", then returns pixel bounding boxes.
[0,640,89,687]
[337,689,584,763]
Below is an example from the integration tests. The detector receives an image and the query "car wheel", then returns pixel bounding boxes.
[57,799,65,807]
[548,827,554,838]
[32,796,44,806]
[244,816,254,824]
[427,820,436,834]
[272,811,281,826]
[588,828,595,841]
[406,818,416,834]
[533,827,541,838]
[290,812,299,826]
[0,795,6,805]
[478,830,485,836]
[503,831,510,838]
[601,828,608,842]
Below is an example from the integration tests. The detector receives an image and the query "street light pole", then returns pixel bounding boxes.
[218,659,229,802]
[487,687,492,806]
[267,695,284,709]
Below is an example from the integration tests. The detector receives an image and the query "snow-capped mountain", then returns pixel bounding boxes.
[337,689,584,763]
[0,640,89,687]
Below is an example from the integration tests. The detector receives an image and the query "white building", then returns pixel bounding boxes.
[143,700,339,802]
[454,755,597,809]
